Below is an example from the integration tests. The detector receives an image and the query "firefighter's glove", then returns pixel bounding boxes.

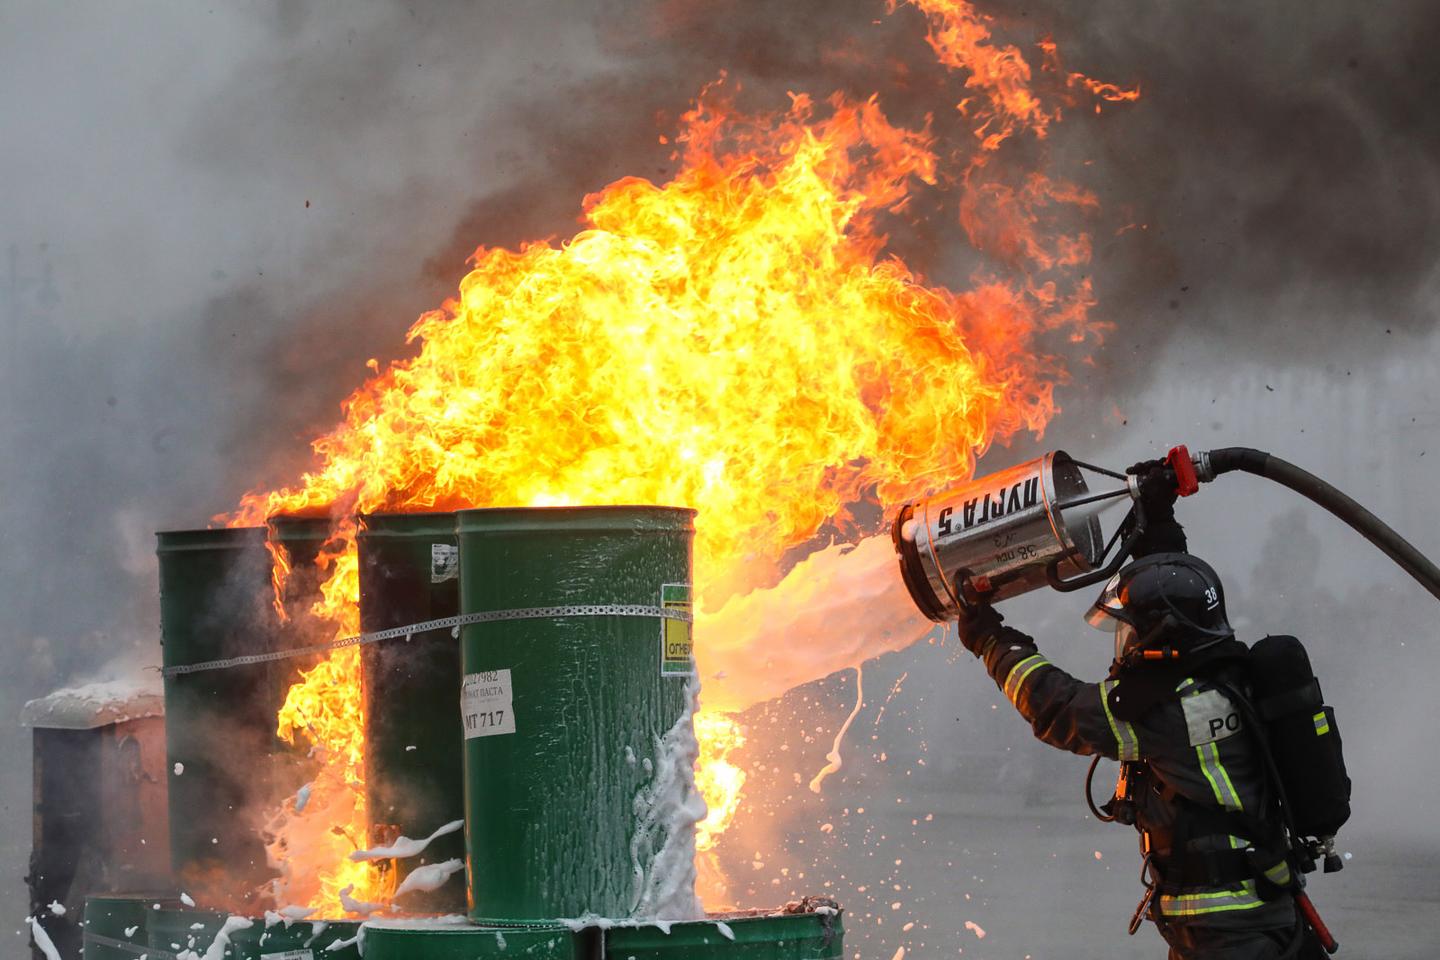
[956,601,1006,659]
[1126,458,1187,556]
[1127,458,1180,520]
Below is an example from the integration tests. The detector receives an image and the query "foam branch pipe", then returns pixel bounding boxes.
[1195,446,1440,603]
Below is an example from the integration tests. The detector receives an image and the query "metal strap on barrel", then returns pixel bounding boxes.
[84,931,179,960]
[160,604,692,678]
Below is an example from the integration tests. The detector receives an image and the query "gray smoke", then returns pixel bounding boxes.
[4,0,1438,950]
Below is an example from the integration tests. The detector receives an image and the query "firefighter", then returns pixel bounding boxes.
[954,460,1325,959]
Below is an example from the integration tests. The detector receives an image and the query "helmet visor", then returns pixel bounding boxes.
[1085,571,1131,631]
[1114,621,1138,661]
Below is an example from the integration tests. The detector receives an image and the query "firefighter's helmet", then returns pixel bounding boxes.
[1085,552,1233,663]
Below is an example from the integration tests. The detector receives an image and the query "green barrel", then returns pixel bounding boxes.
[364,920,586,959]
[357,511,465,912]
[82,895,156,960]
[148,908,361,959]
[157,527,282,894]
[604,911,845,959]
[457,506,697,922]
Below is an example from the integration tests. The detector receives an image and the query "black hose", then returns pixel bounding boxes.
[1206,447,1440,603]
[1084,754,1116,822]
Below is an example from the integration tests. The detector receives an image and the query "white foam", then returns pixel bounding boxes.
[394,858,465,898]
[627,677,706,921]
[178,914,253,960]
[26,917,62,960]
[338,884,385,916]
[350,819,463,862]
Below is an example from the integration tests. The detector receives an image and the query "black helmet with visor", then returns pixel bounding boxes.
[1086,552,1233,664]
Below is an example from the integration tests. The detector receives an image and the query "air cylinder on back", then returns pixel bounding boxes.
[456,506,698,922]
[357,510,466,912]
[893,451,1108,621]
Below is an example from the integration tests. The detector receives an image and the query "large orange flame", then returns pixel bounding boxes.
[233,0,1132,915]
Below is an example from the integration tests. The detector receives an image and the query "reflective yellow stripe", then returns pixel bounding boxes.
[1099,679,1140,760]
[1157,883,1266,917]
[1002,654,1049,704]
[1183,678,1242,812]
[1264,861,1292,886]
[1195,740,1243,811]
[1313,711,1331,736]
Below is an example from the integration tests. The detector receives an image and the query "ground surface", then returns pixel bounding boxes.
[718,781,1440,959]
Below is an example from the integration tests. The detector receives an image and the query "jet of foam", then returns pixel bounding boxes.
[697,534,932,714]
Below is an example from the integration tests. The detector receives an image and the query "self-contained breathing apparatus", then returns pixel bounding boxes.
[892,444,1440,955]
[1089,630,1351,949]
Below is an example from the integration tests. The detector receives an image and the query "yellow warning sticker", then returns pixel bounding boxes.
[660,582,694,677]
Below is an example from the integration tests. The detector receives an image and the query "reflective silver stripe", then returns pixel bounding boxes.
[162,604,691,677]
[1157,884,1266,917]
[1002,654,1049,703]
[1099,679,1140,760]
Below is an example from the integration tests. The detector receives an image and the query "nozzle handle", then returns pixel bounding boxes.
[1295,890,1340,954]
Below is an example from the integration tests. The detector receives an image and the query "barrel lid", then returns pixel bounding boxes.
[267,513,335,543]
[358,510,458,538]
[83,892,178,908]
[603,908,843,946]
[363,918,578,954]
[364,917,573,932]
[22,677,163,729]
[155,527,267,553]
[456,505,696,534]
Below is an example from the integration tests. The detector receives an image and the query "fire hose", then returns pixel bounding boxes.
[1191,446,1440,602]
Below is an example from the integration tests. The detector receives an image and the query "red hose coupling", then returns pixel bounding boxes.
[1166,445,1200,497]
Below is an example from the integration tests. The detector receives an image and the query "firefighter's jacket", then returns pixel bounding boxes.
[979,627,1295,929]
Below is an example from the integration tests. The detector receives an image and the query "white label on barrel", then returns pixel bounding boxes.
[431,543,459,583]
[261,951,314,960]
[462,669,517,738]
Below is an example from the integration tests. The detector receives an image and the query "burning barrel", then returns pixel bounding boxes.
[357,510,466,911]
[157,527,283,895]
[456,505,699,921]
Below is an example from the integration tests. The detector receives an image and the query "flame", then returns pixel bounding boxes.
[258,525,394,911]
[694,712,746,851]
[264,539,293,623]
[231,0,1133,915]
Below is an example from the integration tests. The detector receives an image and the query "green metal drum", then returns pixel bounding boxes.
[456,506,697,922]
[364,920,585,959]
[147,908,361,959]
[357,511,465,912]
[82,895,156,960]
[604,911,845,959]
[157,527,280,894]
